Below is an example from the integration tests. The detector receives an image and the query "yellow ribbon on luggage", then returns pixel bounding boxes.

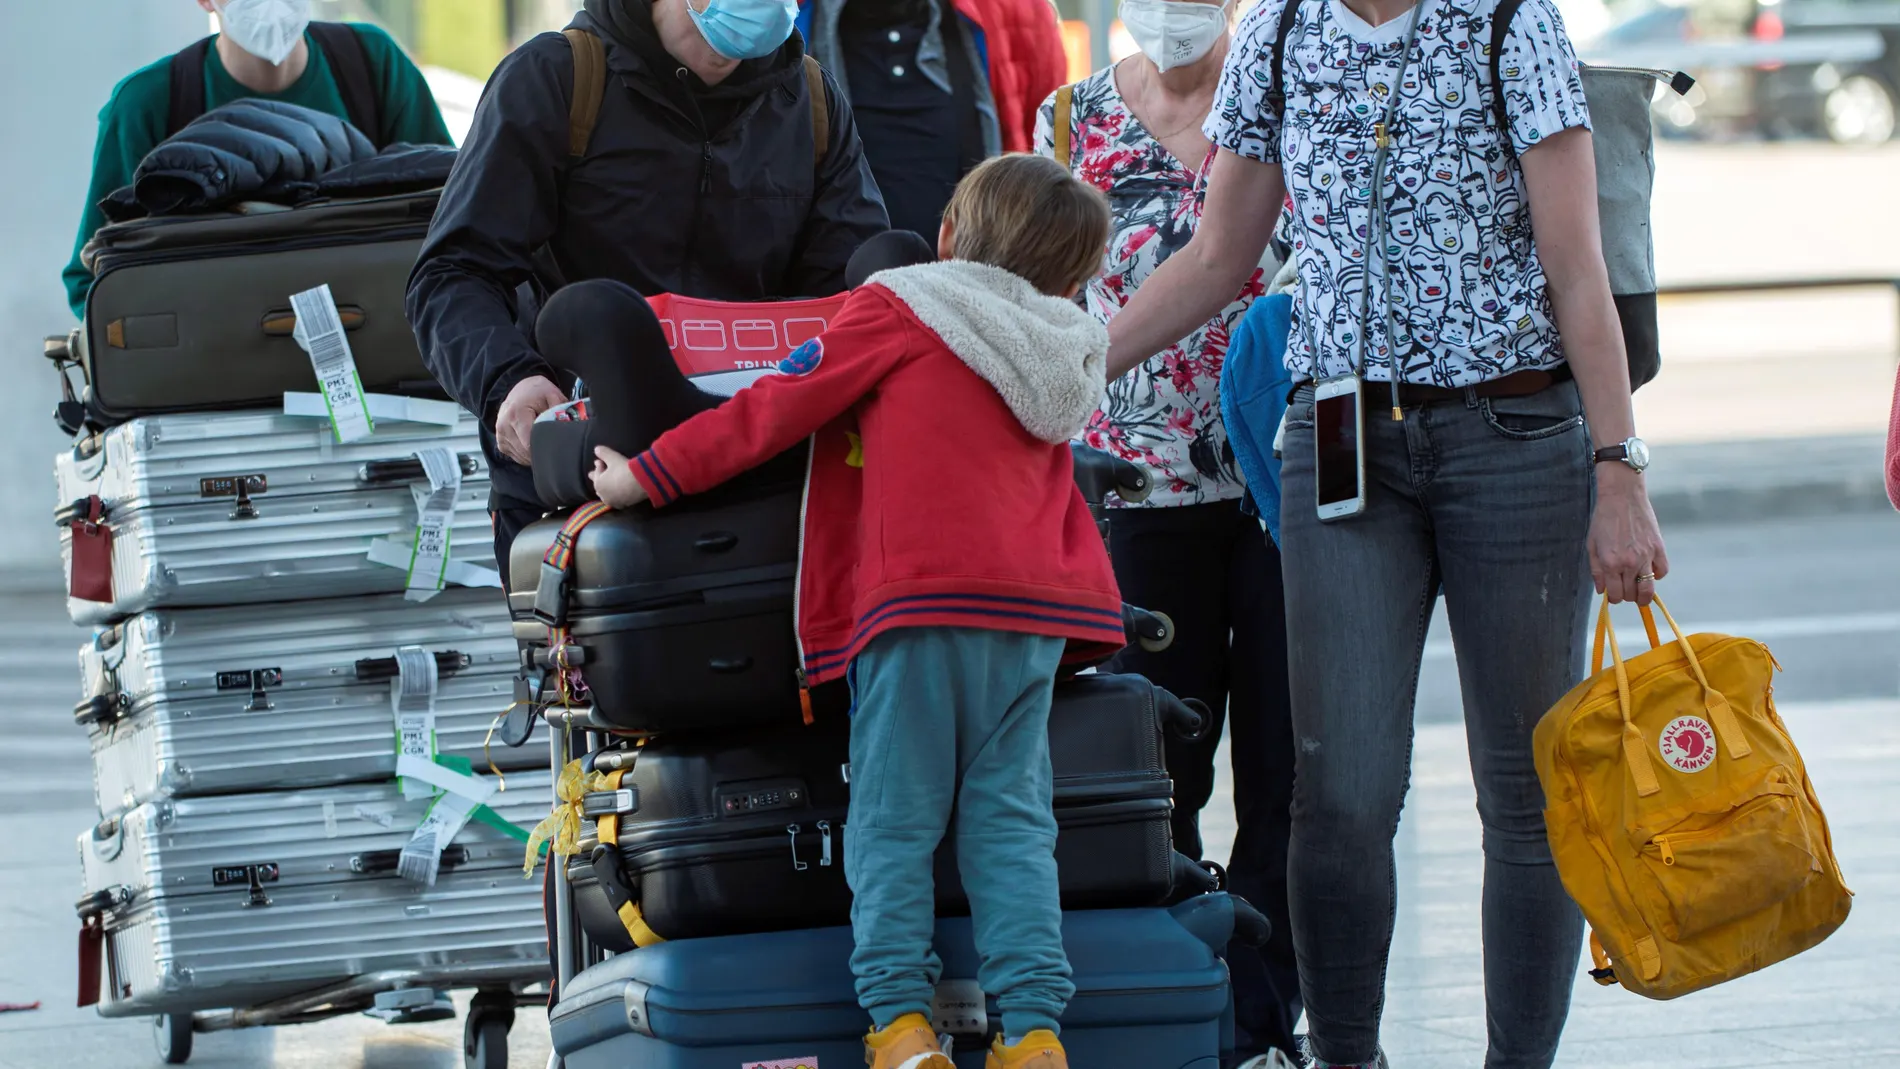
[522,758,613,876]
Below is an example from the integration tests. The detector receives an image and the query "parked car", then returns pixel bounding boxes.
[1583,0,1895,142]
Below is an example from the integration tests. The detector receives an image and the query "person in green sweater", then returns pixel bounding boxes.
[63,0,454,318]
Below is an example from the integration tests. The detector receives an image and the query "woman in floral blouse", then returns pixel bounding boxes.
[1034,8,1299,1067]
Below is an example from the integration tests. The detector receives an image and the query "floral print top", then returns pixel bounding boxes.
[1035,66,1273,509]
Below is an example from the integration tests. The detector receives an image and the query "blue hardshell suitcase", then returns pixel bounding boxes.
[549,895,1244,1069]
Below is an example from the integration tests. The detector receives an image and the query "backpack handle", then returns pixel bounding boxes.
[1591,594,1754,799]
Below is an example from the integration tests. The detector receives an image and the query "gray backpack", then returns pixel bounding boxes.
[1265,0,1693,389]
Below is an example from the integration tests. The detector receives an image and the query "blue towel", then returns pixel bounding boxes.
[1220,292,1294,546]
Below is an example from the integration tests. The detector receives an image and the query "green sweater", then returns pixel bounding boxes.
[64,23,453,318]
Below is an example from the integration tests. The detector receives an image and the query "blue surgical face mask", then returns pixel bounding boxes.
[687,0,800,60]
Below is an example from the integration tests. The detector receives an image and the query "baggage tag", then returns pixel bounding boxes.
[404,448,461,602]
[397,789,482,886]
[391,646,440,802]
[290,284,375,443]
[392,755,499,886]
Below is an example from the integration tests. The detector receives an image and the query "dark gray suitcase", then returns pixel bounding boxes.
[56,409,493,624]
[73,191,443,426]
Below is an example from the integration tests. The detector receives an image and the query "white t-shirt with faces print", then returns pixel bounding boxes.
[1206,0,1591,387]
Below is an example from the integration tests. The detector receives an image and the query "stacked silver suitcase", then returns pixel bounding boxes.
[61,409,551,1033]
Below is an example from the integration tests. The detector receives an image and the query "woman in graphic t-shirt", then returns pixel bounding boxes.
[1102,0,1669,1065]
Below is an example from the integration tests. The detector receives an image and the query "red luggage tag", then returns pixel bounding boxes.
[68,495,113,604]
[76,916,102,1008]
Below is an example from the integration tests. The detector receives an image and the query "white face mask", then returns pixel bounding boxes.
[1119,0,1230,72]
[214,0,312,67]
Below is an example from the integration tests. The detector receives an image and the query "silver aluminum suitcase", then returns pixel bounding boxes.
[86,869,547,1018]
[78,589,517,725]
[90,666,538,816]
[80,775,552,1016]
[56,410,495,625]
[81,774,552,902]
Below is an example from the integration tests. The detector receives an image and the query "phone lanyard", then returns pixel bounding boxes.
[1353,0,1430,419]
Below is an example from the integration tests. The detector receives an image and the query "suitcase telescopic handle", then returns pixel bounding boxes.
[350,845,471,875]
[359,454,480,486]
[260,305,368,337]
[354,650,471,681]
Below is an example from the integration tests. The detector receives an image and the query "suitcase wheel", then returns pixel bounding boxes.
[153,1013,193,1065]
[464,997,514,1069]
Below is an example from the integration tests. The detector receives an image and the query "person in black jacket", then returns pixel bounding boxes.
[407,0,889,565]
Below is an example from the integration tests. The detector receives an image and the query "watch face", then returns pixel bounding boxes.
[1627,438,1651,471]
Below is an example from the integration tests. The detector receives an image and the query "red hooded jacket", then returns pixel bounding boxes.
[629,262,1124,684]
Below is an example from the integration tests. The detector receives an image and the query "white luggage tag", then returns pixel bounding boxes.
[283,391,462,427]
[392,646,440,802]
[362,443,502,591]
[404,448,461,601]
[397,789,483,886]
[393,754,501,887]
[290,284,375,443]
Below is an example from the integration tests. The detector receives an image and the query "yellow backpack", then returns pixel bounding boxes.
[1533,597,1851,1000]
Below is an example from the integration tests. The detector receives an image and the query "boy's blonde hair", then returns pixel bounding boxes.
[941,153,1110,297]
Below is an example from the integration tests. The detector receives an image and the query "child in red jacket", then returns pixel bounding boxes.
[592,154,1119,1069]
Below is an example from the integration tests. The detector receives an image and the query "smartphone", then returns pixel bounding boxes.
[1314,375,1366,521]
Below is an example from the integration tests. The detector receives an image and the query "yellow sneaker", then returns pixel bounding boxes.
[865,1013,954,1069]
[985,1030,1069,1069]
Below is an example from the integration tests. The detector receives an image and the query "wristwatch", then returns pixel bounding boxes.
[1593,437,1650,473]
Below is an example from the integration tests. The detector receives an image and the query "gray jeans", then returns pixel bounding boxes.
[1279,381,1592,1069]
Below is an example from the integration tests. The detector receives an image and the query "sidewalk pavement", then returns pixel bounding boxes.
[1646,434,1890,525]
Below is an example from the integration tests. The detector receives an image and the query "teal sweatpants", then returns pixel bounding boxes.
[844,626,1076,1039]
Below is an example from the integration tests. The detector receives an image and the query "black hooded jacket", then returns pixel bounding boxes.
[406,0,889,510]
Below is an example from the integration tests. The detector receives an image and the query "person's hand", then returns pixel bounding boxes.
[495,375,569,466]
[590,446,649,509]
[1589,465,1668,606]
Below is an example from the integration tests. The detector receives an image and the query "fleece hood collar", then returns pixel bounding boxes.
[870,260,1107,444]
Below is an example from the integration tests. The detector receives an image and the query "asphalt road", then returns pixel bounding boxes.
[2,508,1894,1069]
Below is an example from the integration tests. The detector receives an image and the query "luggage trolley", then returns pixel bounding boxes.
[121,967,547,1069]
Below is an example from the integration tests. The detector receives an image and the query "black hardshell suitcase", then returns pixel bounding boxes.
[567,673,1209,951]
[507,471,815,735]
[934,671,1186,914]
[71,191,442,425]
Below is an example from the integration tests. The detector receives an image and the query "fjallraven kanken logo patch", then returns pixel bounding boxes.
[778,338,823,376]
[1659,716,1717,773]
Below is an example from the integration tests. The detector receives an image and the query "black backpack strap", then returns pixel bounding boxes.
[1267,0,1305,119]
[166,36,216,138]
[308,22,384,145]
[1488,0,1530,158]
